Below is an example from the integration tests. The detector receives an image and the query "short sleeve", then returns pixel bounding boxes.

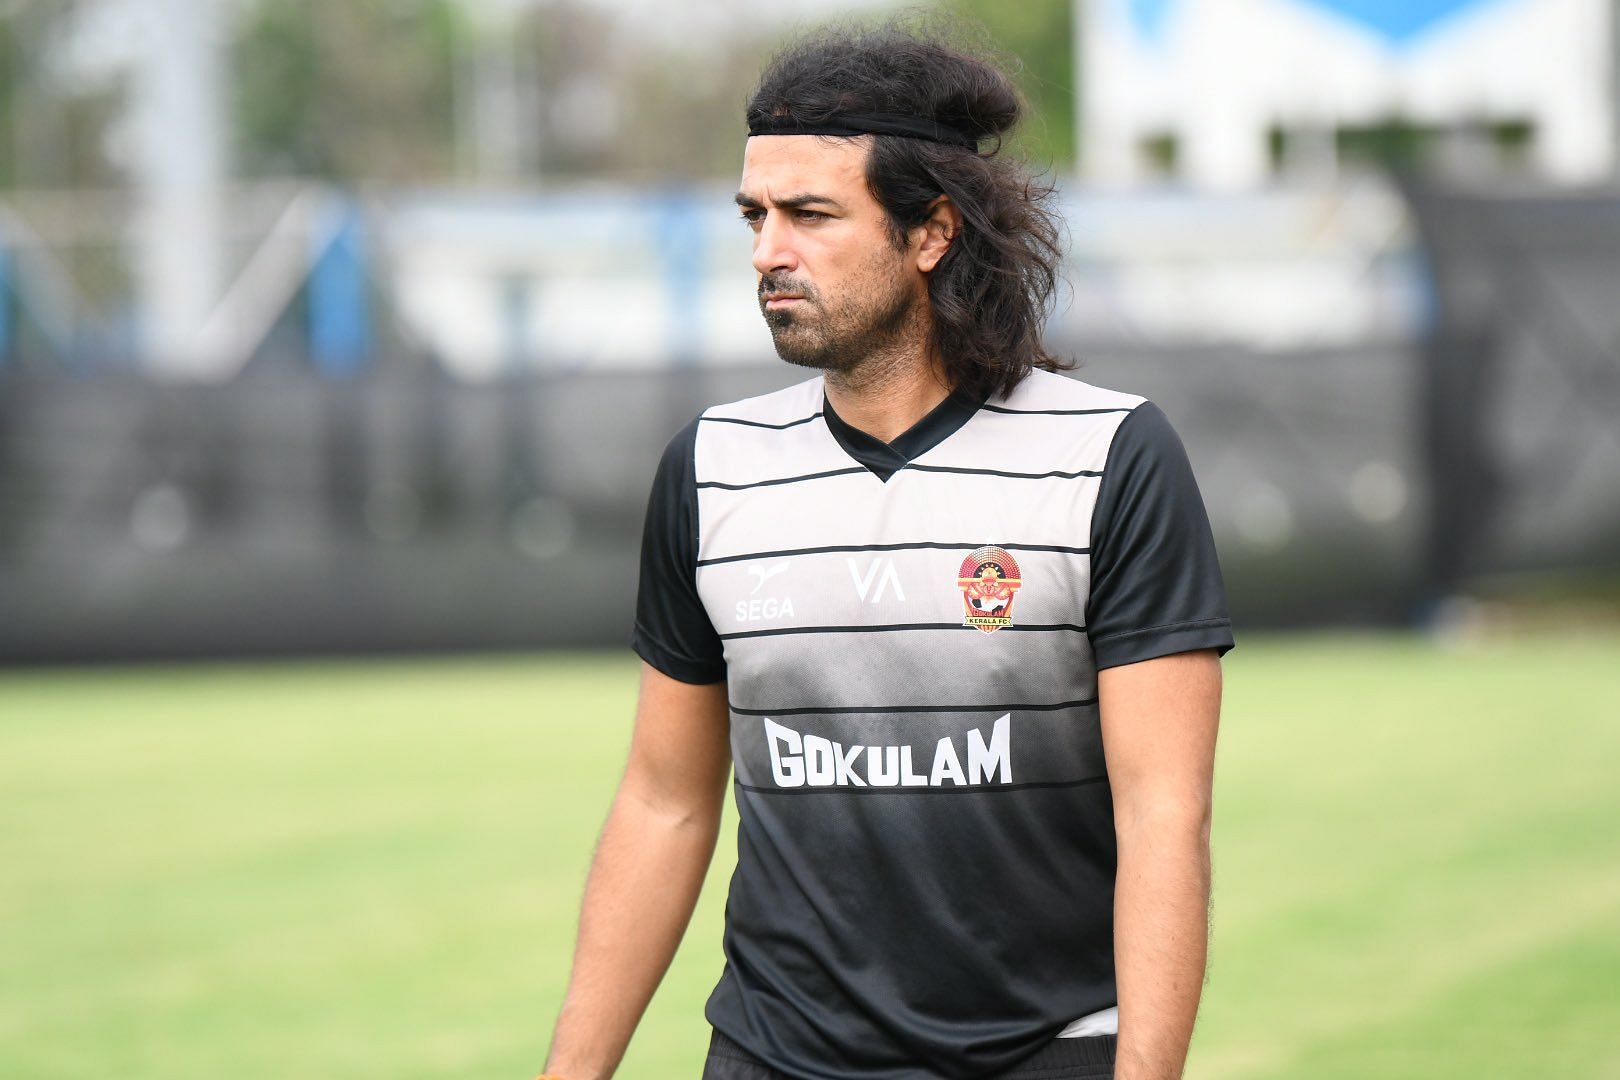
[1086,401,1235,670]
[630,416,727,684]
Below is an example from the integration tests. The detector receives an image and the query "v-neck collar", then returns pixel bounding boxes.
[822,383,990,482]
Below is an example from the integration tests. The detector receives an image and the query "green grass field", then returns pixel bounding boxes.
[2,632,1618,1079]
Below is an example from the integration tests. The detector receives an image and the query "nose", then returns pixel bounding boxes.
[751,210,799,277]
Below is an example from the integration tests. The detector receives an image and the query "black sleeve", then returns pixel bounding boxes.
[629,416,727,684]
[1086,401,1235,670]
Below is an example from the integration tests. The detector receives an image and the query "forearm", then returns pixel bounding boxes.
[1112,810,1211,1080]
[544,784,721,1080]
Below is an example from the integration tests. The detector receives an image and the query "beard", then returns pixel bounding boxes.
[759,259,920,376]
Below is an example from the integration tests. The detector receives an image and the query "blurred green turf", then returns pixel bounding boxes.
[2,632,1617,1078]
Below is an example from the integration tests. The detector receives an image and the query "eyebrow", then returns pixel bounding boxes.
[734,191,846,212]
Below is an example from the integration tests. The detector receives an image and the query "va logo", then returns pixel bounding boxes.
[848,557,905,603]
[957,546,1021,633]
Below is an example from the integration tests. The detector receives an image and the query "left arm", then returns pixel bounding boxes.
[1085,400,1234,1076]
[1099,648,1223,1080]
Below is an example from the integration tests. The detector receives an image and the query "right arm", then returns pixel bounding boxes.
[542,661,731,1080]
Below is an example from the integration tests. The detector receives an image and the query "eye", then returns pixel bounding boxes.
[794,210,827,223]
[739,208,764,228]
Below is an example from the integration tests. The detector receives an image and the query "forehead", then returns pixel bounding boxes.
[738,134,871,201]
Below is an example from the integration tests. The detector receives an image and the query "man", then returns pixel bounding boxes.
[542,19,1232,1080]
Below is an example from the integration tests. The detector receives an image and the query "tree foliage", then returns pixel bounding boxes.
[942,0,1076,172]
[234,0,460,182]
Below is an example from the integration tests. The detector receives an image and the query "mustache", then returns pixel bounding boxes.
[758,276,815,301]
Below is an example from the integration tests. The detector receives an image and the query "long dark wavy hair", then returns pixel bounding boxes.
[745,15,1073,401]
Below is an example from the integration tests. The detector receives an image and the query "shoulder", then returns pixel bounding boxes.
[998,370,1194,466]
[1088,397,1211,552]
[1106,400,1184,460]
[974,370,1153,468]
[987,373,1207,528]
[691,376,830,483]
[650,376,824,472]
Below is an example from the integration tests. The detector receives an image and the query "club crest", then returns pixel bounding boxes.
[957,546,1021,633]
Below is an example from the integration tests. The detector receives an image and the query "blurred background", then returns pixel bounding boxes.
[1,0,1616,660]
[1,1,1617,1077]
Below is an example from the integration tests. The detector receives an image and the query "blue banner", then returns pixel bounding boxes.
[1127,0,1178,41]
[1126,0,1512,45]
[1302,0,1511,44]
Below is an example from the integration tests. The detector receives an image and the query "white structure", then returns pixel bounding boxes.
[1078,0,1617,189]
[378,177,1424,377]
[128,0,230,373]
[64,0,232,375]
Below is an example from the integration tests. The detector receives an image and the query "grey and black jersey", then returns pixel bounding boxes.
[631,369,1234,1080]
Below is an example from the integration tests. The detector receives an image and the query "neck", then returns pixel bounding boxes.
[822,318,952,445]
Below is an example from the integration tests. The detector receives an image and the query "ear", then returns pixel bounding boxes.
[912,195,962,273]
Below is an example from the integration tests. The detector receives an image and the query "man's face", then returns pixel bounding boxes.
[736,135,923,374]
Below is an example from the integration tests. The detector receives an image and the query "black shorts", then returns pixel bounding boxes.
[700,1028,1116,1079]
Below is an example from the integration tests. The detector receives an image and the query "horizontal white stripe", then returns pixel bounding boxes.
[702,375,824,425]
[698,467,1102,562]
[1001,369,1145,413]
[918,408,1132,476]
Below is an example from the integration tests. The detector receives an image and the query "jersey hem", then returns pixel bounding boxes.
[1090,617,1235,669]
[630,623,727,684]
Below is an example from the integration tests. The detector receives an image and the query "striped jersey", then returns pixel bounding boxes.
[631,368,1234,1079]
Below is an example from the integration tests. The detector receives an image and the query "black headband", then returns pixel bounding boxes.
[747,111,980,151]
